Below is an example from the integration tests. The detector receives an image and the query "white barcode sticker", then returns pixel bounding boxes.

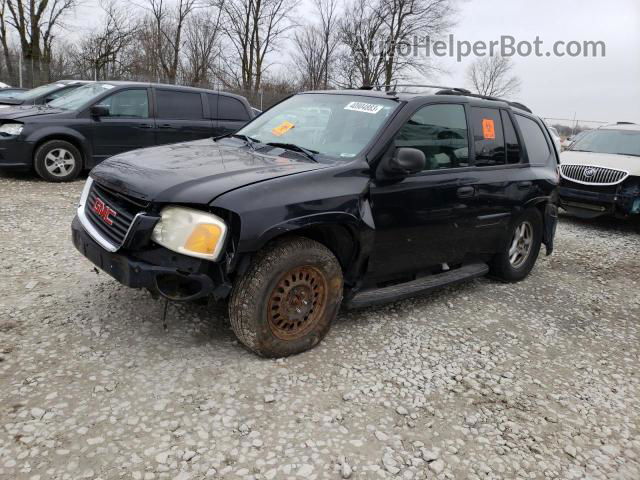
[344,101,384,114]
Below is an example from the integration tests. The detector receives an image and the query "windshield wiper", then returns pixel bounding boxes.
[264,142,318,162]
[214,133,259,150]
[616,152,640,157]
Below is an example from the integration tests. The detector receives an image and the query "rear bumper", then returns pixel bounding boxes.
[71,215,227,300]
[559,186,640,218]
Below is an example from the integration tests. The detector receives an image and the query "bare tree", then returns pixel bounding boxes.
[221,0,298,92]
[467,55,522,98]
[379,0,454,86]
[0,0,14,82]
[71,1,139,81]
[292,0,339,89]
[141,0,200,84]
[338,0,455,88]
[292,25,326,90]
[337,0,385,87]
[182,6,224,86]
[315,0,338,88]
[6,0,77,86]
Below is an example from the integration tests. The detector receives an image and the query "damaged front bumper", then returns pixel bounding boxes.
[71,216,231,301]
[559,181,640,219]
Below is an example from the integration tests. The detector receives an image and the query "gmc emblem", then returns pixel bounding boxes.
[92,198,117,225]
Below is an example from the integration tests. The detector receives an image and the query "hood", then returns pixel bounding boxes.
[0,98,24,106]
[560,150,640,176]
[90,138,331,204]
[0,104,66,119]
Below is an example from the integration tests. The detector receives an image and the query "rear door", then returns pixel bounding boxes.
[461,107,534,257]
[154,88,213,145]
[213,95,252,136]
[90,88,155,162]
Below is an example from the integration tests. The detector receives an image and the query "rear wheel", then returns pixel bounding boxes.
[229,237,343,357]
[34,140,82,182]
[490,208,543,282]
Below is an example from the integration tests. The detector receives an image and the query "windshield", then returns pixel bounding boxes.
[570,129,640,157]
[236,93,399,159]
[12,82,67,101]
[48,83,115,110]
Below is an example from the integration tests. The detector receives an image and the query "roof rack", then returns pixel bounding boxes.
[361,84,470,94]
[359,83,532,113]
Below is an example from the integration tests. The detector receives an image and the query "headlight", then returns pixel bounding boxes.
[0,123,23,136]
[151,206,228,261]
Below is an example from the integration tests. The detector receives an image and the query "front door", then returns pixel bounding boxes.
[368,103,475,280]
[91,88,155,163]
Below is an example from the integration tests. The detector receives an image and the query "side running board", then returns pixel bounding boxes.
[345,262,489,310]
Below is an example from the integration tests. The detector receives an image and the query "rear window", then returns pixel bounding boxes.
[501,111,523,164]
[515,115,551,165]
[471,107,505,167]
[218,96,250,121]
[156,90,203,120]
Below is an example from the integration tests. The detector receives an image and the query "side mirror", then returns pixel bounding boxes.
[90,105,110,118]
[382,147,426,177]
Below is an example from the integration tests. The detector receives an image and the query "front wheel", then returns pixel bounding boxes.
[490,208,543,282]
[229,237,343,357]
[34,140,82,182]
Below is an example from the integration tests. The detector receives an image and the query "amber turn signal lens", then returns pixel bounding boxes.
[184,224,222,254]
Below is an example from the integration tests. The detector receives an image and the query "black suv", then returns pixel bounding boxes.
[0,81,253,181]
[71,88,559,357]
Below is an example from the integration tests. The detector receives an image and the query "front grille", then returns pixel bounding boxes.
[560,164,628,186]
[84,181,143,248]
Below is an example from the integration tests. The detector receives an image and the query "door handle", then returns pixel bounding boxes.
[518,181,533,189]
[158,124,173,129]
[137,124,153,129]
[457,186,475,198]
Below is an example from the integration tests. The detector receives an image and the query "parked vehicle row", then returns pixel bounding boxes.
[71,87,560,357]
[0,80,91,108]
[0,81,254,181]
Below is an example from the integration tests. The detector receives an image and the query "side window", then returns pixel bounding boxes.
[98,89,149,118]
[514,115,551,165]
[218,96,250,121]
[470,107,505,166]
[395,104,469,171]
[501,110,523,164]
[156,90,203,120]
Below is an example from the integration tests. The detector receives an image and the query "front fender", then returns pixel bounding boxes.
[26,127,92,165]
[257,211,361,248]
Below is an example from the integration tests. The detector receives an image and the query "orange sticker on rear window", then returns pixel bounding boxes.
[271,121,295,136]
[482,118,495,139]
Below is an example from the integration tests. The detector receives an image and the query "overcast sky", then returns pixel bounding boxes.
[69,0,640,124]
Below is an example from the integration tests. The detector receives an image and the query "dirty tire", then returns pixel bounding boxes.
[34,139,82,182]
[490,208,543,282]
[229,237,343,357]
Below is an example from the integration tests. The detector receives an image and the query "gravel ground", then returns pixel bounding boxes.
[0,173,639,480]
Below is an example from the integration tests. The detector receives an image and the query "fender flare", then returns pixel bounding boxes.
[254,211,363,249]
[26,127,92,167]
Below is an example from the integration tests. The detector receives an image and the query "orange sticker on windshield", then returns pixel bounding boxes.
[271,121,295,136]
[482,118,495,139]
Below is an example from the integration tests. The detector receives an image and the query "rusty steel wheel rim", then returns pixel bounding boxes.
[267,265,328,341]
